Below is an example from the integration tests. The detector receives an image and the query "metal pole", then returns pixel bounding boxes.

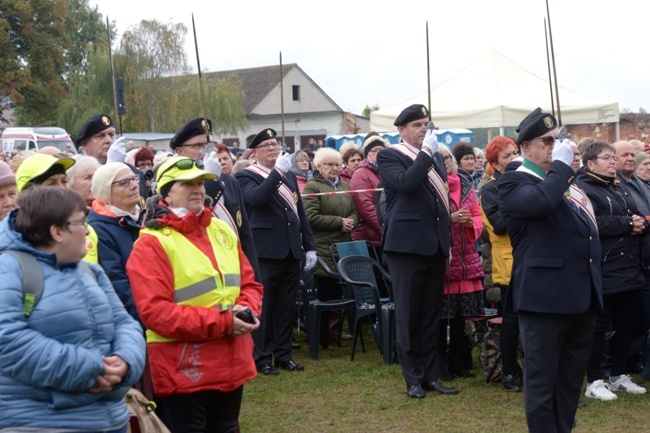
[280,52,286,152]
[106,17,121,135]
[426,21,432,120]
[546,0,562,125]
[191,14,210,145]
[544,17,555,117]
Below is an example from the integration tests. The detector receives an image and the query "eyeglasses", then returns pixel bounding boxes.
[65,216,87,227]
[111,175,140,188]
[158,158,204,180]
[256,142,280,151]
[136,162,154,170]
[595,155,619,163]
[536,136,557,146]
[179,142,209,150]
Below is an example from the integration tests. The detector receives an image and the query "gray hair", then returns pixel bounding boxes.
[67,155,100,187]
[313,147,342,168]
[438,144,457,174]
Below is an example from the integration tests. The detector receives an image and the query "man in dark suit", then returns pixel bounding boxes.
[498,108,603,433]
[236,128,317,375]
[169,117,261,281]
[377,104,457,399]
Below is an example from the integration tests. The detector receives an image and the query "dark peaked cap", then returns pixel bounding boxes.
[515,108,558,146]
[169,118,213,150]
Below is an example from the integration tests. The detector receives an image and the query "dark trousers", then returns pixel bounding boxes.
[587,289,640,381]
[253,256,300,365]
[628,281,650,366]
[386,250,446,387]
[498,283,521,376]
[158,387,243,433]
[519,311,595,433]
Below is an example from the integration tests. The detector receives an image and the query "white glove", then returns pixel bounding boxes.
[422,128,439,154]
[202,151,222,177]
[275,153,292,174]
[107,137,127,163]
[552,138,574,167]
[304,251,317,272]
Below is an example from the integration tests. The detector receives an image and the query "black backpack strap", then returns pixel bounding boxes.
[0,250,44,318]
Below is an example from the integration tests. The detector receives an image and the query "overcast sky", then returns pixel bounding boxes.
[91,0,649,117]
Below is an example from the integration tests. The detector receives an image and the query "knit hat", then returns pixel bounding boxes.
[362,136,387,159]
[636,152,649,170]
[0,161,16,187]
[91,162,132,202]
[451,142,475,164]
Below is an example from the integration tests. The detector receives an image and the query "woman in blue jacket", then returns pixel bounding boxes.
[0,187,145,432]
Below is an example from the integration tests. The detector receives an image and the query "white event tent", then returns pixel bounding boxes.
[370,49,619,133]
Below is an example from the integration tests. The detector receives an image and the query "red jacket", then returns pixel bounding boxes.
[126,201,263,397]
[350,160,382,246]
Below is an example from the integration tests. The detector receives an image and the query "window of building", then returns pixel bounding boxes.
[292,85,300,101]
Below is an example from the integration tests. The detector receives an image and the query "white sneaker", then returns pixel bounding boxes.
[585,380,618,401]
[609,375,647,395]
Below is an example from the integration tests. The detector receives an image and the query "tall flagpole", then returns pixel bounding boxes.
[544,17,555,117]
[280,52,286,152]
[191,14,210,145]
[426,21,432,121]
[545,0,561,125]
[106,17,121,136]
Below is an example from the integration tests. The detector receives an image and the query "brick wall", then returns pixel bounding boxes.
[566,113,650,144]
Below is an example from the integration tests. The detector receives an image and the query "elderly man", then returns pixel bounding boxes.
[169,117,260,281]
[236,128,317,375]
[76,114,116,165]
[498,108,602,433]
[376,104,457,399]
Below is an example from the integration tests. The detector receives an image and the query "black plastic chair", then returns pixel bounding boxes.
[301,257,355,360]
[337,255,394,362]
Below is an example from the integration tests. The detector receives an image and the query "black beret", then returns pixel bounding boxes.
[170,118,212,150]
[394,104,429,127]
[249,128,277,149]
[516,108,558,146]
[76,114,114,145]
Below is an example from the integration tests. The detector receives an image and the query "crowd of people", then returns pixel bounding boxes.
[0,105,649,433]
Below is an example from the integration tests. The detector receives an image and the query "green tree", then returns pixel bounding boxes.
[363,104,380,119]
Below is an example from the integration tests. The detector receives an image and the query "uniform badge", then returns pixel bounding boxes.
[543,116,554,128]
[201,119,209,131]
[293,191,299,203]
[421,106,429,116]
[236,210,242,228]
[101,115,111,126]
[216,229,235,249]
[266,129,273,137]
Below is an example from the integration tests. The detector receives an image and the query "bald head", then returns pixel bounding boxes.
[613,141,636,178]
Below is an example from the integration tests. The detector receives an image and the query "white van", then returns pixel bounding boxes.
[1,127,78,154]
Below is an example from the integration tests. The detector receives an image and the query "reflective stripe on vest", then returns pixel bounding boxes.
[139,218,241,343]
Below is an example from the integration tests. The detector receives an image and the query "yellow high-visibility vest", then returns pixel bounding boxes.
[139,218,241,343]
[83,223,99,265]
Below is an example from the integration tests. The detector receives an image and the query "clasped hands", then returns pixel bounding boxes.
[230,304,260,338]
[89,355,129,393]
[452,209,473,228]
[341,217,355,233]
[631,214,646,235]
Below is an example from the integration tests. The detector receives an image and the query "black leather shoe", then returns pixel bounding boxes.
[501,374,522,392]
[423,380,459,395]
[258,363,279,376]
[407,384,425,399]
[275,360,304,371]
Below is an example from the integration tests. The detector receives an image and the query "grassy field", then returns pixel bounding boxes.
[240,332,649,432]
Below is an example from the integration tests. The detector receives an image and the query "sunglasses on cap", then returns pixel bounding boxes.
[158,158,204,181]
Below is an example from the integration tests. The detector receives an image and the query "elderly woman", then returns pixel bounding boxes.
[127,156,263,433]
[338,146,363,184]
[438,144,484,379]
[88,162,143,323]
[0,187,145,432]
[290,150,313,193]
[0,161,17,220]
[350,135,386,248]
[479,136,521,391]
[303,147,359,347]
[635,152,650,187]
[577,141,647,401]
[68,155,101,207]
